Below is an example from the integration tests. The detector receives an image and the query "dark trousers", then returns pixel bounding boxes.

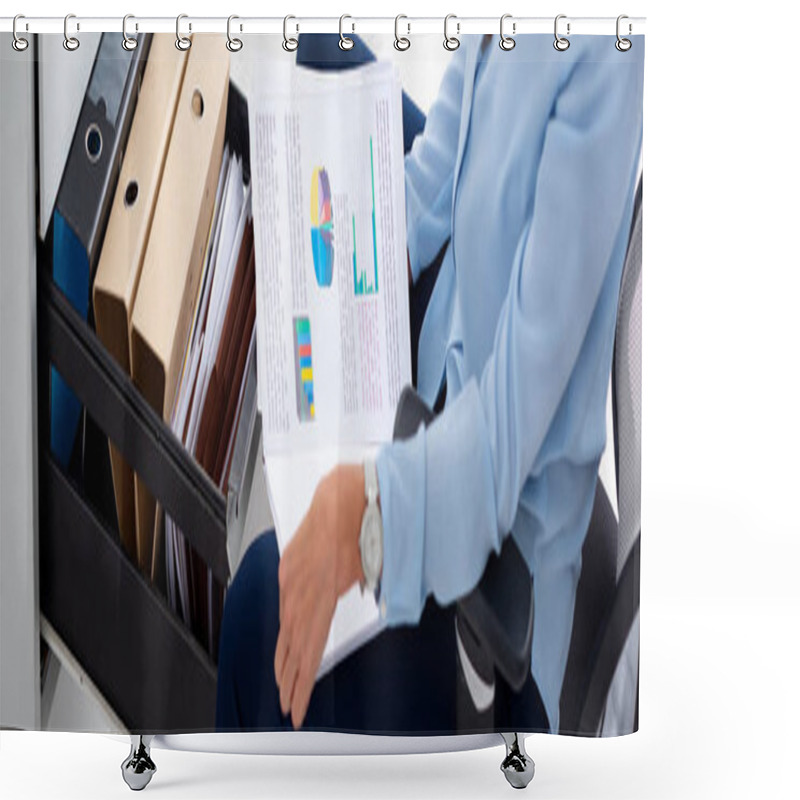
[215,529,549,733]
[215,34,549,735]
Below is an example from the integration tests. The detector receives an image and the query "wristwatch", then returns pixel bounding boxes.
[359,458,383,596]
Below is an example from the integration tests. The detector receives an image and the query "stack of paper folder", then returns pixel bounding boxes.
[71,33,258,659]
[165,147,255,658]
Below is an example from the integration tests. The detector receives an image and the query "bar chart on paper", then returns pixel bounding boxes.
[354,137,379,297]
[293,316,315,422]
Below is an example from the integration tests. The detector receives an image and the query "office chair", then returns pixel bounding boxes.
[560,178,642,737]
[460,177,643,738]
[393,177,643,747]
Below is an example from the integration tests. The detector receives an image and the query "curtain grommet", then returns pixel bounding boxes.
[444,14,460,51]
[339,14,355,51]
[175,13,191,51]
[499,14,516,51]
[616,15,632,51]
[282,15,299,52]
[63,13,80,52]
[394,14,411,51]
[122,14,138,51]
[554,14,570,51]
[227,14,243,52]
[12,14,29,52]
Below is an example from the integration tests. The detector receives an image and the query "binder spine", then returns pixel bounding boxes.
[49,32,152,469]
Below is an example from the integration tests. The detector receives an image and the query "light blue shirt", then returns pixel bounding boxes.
[375,34,644,734]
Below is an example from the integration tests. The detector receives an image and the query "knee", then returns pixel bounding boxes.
[223,531,280,653]
[216,531,281,728]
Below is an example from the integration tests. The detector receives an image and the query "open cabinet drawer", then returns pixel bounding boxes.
[36,81,252,734]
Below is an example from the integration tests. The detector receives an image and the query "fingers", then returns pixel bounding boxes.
[274,558,289,686]
[273,480,340,730]
[277,605,316,725]
[278,638,299,716]
[274,628,286,688]
[275,529,311,720]
[277,521,298,625]
[275,510,305,696]
[291,656,316,730]
[275,576,302,717]
[289,591,332,729]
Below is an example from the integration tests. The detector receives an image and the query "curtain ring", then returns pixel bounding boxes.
[553,14,570,51]
[616,14,632,51]
[122,15,138,51]
[394,14,411,51]
[176,14,191,51]
[282,15,298,52]
[444,14,460,51]
[12,14,29,52]
[63,14,80,51]
[499,14,516,51]
[339,14,354,50]
[227,15,243,52]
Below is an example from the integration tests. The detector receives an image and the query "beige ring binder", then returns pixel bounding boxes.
[93,34,188,562]
[130,34,229,574]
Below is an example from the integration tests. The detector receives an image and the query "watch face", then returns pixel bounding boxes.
[361,506,383,587]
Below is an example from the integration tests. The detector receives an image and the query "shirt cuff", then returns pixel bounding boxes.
[375,427,427,626]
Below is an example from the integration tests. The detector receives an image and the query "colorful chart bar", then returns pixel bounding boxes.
[354,138,380,297]
[293,316,315,422]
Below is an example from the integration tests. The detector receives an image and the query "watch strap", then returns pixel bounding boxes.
[364,458,378,503]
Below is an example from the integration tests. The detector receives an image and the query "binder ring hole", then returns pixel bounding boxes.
[85,124,102,163]
[124,180,139,208]
[192,89,204,118]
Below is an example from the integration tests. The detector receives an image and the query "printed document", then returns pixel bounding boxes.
[250,61,411,674]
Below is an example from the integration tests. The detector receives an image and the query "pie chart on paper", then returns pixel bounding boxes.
[310,167,334,288]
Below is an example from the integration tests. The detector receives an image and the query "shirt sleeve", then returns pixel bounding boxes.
[376,51,644,626]
[404,46,467,285]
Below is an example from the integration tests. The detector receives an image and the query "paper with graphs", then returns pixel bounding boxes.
[250,60,410,674]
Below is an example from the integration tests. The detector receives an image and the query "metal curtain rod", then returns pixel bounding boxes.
[1,15,646,36]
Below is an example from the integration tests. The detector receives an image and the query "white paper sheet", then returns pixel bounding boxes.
[264,445,385,677]
[165,149,251,632]
[250,61,410,673]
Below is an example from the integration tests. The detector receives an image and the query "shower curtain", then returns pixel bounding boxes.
[3,24,643,741]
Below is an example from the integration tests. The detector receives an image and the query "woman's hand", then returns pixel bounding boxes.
[274,463,365,729]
